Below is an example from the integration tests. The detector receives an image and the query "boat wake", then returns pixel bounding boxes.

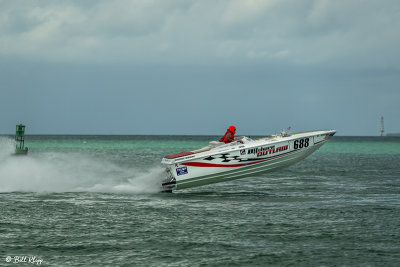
[0,137,163,194]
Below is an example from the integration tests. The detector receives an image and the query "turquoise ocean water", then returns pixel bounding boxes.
[0,135,399,266]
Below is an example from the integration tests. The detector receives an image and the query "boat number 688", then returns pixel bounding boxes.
[294,138,309,149]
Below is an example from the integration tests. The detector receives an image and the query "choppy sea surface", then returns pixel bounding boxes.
[0,135,399,266]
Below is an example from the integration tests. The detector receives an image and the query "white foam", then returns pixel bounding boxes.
[0,137,163,193]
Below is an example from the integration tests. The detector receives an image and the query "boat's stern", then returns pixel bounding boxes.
[160,154,182,192]
[161,166,177,192]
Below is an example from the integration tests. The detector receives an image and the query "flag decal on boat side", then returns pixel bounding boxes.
[176,166,188,176]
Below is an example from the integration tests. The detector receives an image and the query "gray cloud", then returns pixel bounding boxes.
[1,0,399,67]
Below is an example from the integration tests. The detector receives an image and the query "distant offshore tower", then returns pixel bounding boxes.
[15,124,28,155]
[380,116,385,137]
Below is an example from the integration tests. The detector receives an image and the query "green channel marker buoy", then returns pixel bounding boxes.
[15,124,28,155]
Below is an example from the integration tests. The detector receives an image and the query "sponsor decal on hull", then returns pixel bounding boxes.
[176,166,188,176]
[255,145,288,157]
[247,145,289,157]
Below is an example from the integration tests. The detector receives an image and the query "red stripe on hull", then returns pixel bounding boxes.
[182,160,266,168]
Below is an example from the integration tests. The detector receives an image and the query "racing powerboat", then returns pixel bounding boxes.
[161,129,336,191]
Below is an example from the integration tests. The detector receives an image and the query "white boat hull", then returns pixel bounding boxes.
[161,130,336,191]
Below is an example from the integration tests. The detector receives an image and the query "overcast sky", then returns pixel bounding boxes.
[1,0,399,135]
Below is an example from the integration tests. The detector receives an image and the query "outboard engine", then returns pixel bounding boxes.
[161,168,176,192]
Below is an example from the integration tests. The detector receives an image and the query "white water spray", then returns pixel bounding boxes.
[0,137,163,193]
